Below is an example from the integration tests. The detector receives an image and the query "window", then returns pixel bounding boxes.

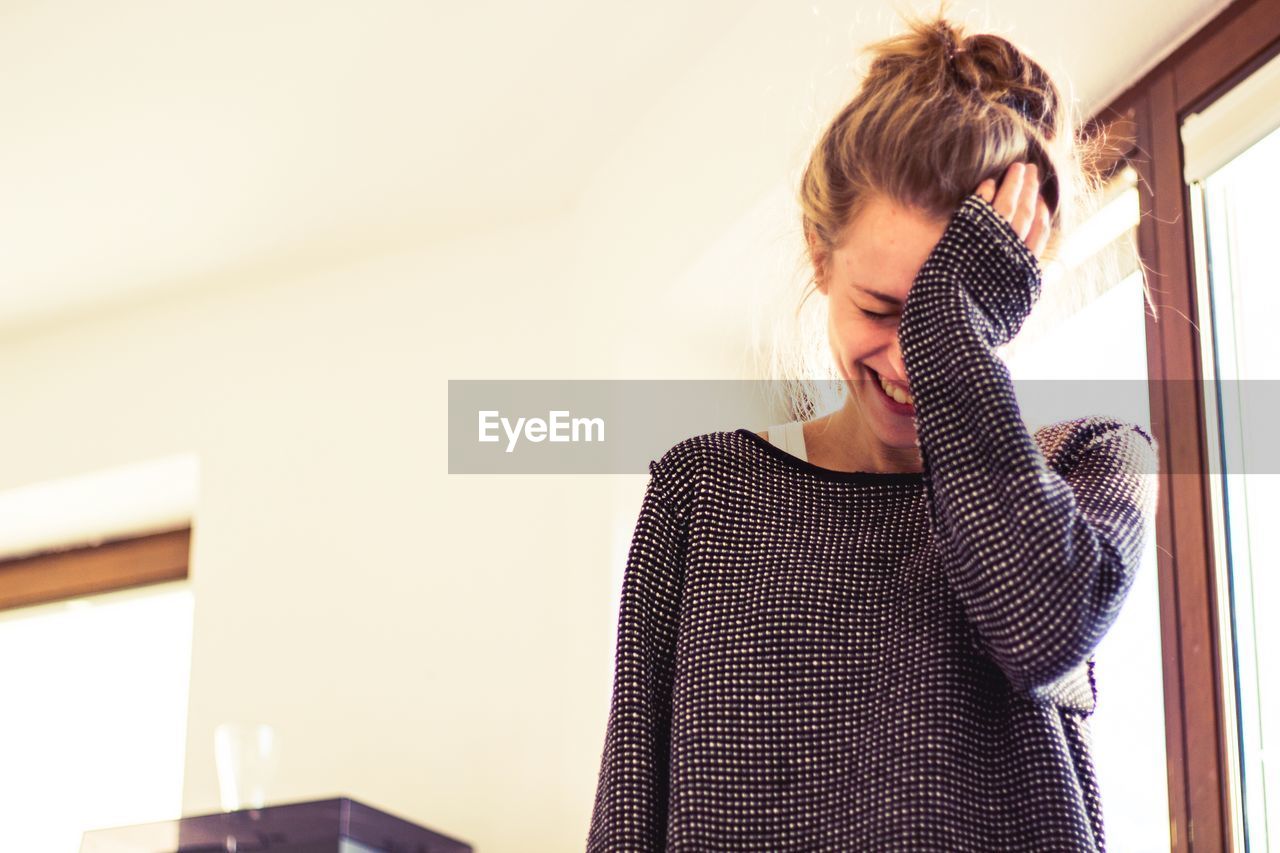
[1182,47,1280,851]
[0,455,199,852]
[0,583,194,852]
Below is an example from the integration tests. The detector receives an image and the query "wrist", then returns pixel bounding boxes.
[951,194,1044,346]
[901,193,1044,349]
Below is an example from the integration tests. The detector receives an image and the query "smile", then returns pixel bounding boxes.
[867,366,915,412]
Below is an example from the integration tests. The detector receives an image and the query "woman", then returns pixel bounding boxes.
[587,11,1159,852]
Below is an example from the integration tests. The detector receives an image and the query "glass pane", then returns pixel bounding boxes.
[1192,119,1280,853]
[0,583,194,853]
[1005,165,1171,852]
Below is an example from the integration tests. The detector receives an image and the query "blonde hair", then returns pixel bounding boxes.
[767,5,1148,421]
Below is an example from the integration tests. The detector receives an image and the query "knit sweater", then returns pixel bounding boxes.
[586,193,1160,851]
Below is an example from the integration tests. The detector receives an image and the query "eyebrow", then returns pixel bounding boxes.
[853,284,902,305]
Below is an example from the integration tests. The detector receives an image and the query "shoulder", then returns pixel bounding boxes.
[1034,415,1159,479]
[648,429,763,509]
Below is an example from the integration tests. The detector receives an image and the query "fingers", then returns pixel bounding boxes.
[1010,164,1038,238]
[1025,195,1051,259]
[993,162,1026,226]
[977,161,1051,261]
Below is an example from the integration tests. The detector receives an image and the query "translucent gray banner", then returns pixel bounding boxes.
[447,379,1280,475]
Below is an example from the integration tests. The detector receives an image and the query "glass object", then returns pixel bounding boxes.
[213,722,280,812]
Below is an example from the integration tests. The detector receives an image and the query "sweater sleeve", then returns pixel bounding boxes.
[897,193,1160,696]
[586,458,688,852]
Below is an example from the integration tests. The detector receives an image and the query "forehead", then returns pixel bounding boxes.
[833,196,950,295]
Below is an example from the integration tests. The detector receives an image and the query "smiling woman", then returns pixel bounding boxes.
[587,7,1160,851]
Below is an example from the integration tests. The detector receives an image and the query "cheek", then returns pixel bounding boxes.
[828,310,875,356]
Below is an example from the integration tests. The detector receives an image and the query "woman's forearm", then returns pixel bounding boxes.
[897,194,1159,694]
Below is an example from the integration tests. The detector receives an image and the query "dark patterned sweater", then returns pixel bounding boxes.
[586,193,1160,851]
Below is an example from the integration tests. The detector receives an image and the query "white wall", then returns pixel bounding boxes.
[0,13,808,848]
[0,139,793,847]
[0,209,624,851]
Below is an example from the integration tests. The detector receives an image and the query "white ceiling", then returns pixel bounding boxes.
[0,0,1231,335]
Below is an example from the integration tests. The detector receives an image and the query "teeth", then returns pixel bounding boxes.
[878,373,914,405]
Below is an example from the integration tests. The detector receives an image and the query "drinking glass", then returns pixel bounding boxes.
[213,722,280,811]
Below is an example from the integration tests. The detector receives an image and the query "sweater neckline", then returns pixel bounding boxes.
[734,428,926,485]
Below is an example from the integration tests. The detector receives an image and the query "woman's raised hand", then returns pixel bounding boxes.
[975,162,1051,262]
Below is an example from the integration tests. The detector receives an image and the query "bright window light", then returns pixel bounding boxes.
[0,583,194,853]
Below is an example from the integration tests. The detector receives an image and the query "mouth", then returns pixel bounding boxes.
[865,365,915,413]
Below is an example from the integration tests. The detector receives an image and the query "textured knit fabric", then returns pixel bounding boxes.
[586,193,1160,851]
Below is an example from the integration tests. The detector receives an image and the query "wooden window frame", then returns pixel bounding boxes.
[1084,0,1280,848]
[0,527,191,613]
